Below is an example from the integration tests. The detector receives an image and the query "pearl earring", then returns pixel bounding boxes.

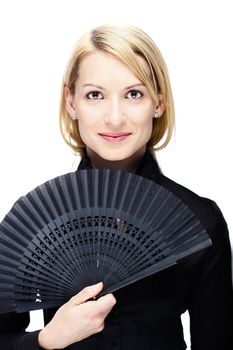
[153,112,159,118]
[71,113,78,120]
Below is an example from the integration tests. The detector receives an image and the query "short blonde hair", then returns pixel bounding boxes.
[59,24,175,158]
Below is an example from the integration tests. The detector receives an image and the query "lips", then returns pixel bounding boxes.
[98,132,132,143]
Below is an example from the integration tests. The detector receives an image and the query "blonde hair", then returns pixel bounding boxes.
[59,24,175,158]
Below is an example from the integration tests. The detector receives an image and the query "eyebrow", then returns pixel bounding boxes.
[82,83,145,90]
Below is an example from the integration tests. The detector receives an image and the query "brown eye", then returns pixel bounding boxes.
[127,90,143,99]
[86,91,103,100]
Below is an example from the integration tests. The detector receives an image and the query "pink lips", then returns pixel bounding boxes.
[98,132,132,143]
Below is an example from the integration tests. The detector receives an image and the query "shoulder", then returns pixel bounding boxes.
[159,174,229,244]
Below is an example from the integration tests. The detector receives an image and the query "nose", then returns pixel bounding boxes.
[104,97,126,126]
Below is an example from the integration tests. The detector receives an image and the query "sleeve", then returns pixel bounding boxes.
[0,311,43,349]
[187,201,233,350]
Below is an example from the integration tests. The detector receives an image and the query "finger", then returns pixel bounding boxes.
[69,282,103,305]
[94,294,117,318]
[96,293,117,309]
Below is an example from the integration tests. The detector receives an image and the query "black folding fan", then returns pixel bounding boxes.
[0,169,212,313]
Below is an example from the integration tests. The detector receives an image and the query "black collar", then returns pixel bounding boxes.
[77,149,162,184]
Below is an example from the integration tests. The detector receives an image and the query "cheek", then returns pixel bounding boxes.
[137,113,153,130]
[77,118,91,137]
[133,101,154,122]
[144,121,153,139]
[76,102,101,127]
[137,115,153,140]
[77,113,101,147]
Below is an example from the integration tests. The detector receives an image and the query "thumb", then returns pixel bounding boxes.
[70,282,103,305]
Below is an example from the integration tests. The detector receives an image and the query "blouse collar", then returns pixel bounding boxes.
[77,148,162,184]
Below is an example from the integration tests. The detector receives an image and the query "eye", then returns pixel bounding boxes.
[86,91,103,100]
[126,90,144,99]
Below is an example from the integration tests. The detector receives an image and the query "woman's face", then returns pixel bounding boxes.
[65,51,163,163]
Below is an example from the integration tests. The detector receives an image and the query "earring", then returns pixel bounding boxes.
[71,113,78,120]
[153,112,159,118]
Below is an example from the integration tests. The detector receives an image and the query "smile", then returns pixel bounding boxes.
[98,133,132,143]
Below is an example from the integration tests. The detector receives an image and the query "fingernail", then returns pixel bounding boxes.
[96,282,103,286]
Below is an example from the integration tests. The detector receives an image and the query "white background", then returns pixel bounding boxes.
[0,1,232,348]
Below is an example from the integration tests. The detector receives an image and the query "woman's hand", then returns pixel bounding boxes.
[38,282,116,349]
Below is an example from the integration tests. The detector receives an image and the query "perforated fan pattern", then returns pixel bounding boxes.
[0,169,212,313]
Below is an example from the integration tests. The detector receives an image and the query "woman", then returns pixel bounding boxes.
[0,24,232,350]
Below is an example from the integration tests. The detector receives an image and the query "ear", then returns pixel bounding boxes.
[154,94,165,118]
[64,85,76,116]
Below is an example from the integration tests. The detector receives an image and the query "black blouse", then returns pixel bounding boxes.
[0,150,232,350]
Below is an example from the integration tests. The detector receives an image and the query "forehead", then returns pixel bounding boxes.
[76,50,150,83]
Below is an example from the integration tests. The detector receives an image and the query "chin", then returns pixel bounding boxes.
[100,152,128,162]
[97,147,142,162]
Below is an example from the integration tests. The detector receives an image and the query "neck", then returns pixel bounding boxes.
[86,147,146,173]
